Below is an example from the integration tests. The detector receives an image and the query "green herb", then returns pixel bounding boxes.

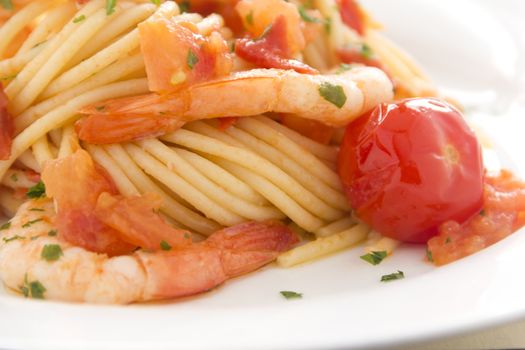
[229,40,236,53]
[29,208,44,212]
[22,218,43,228]
[380,270,405,282]
[0,73,17,81]
[105,0,116,15]
[160,240,172,251]
[10,173,18,182]
[184,233,190,239]
[318,82,346,108]
[360,251,387,265]
[360,43,373,60]
[150,0,160,5]
[26,181,46,199]
[298,6,321,23]
[3,235,24,243]
[0,0,13,10]
[41,244,63,262]
[280,291,302,299]
[0,222,11,231]
[336,63,353,74]
[48,230,58,237]
[73,14,86,23]
[30,236,40,241]
[479,209,486,216]
[426,248,433,262]
[95,105,105,111]
[246,11,254,26]
[445,236,451,244]
[324,17,331,34]
[179,0,190,13]
[186,49,199,69]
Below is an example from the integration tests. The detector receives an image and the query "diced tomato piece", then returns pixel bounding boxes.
[337,0,365,35]
[0,86,14,161]
[280,114,334,144]
[218,117,238,131]
[95,192,192,251]
[235,16,318,74]
[42,150,135,256]
[428,170,525,265]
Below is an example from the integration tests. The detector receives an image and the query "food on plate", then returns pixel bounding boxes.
[0,0,523,303]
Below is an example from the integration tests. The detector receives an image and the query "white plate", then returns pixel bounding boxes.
[2,1,525,349]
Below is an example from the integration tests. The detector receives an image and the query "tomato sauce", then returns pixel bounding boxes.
[428,170,525,265]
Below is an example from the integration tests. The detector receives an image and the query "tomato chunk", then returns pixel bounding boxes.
[338,98,484,243]
[428,170,525,265]
[0,86,14,160]
[337,0,365,35]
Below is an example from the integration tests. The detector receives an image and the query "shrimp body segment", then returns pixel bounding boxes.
[78,67,394,144]
[0,202,298,303]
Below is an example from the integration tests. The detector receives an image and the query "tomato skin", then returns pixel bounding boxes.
[338,98,484,243]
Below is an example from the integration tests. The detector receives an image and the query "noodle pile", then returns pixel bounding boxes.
[0,0,437,267]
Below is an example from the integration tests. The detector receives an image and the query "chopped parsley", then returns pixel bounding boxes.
[426,248,433,262]
[186,49,199,70]
[3,235,24,243]
[150,0,160,5]
[48,230,58,237]
[10,173,18,182]
[41,244,63,262]
[360,251,387,265]
[22,218,43,228]
[30,236,40,241]
[0,0,13,10]
[445,236,452,244]
[20,275,46,299]
[95,105,105,111]
[73,14,86,23]
[160,240,172,251]
[380,270,405,282]
[29,208,45,212]
[479,209,486,216]
[360,43,373,60]
[336,63,353,74]
[0,73,17,81]
[318,82,346,108]
[184,233,190,239]
[298,6,321,23]
[280,291,302,299]
[106,0,116,15]
[0,221,11,231]
[26,181,46,199]
[324,17,332,34]
[178,0,190,13]
[245,11,254,26]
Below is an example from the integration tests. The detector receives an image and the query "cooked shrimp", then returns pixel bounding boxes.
[77,66,394,144]
[0,200,298,303]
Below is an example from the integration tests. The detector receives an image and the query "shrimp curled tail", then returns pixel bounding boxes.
[77,67,394,144]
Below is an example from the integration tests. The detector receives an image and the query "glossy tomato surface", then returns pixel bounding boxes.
[338,98,484,243]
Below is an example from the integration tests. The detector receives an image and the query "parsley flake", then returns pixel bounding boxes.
[426,248,433,262]
[186,49,199,70]
[30,236,40,241]
[1,0,13,10]
[0,221,11,231]
[10,173,18,182]
[160,240,172,251]
[95,105,105,111]
[41,244,63,262]
[318,82,346,108]
[360,251,387,265]
[324,17,332,34]
[22,218,43,228]
[380,270,405,282]
[105,0,116,15]
[280,291,302,299]
[29,208,44,212]
[150,0,160,5]
[48,230,58,237]
[246,11,254,26]
[336,63,353,74]
[479,209,486,216]
[184,233,190,239]
[298,6,321,23]
[73,14,86,23]
[360,43,373,60]
[445,236,451,244]
[3,235,24,243]
[26,181,46,199]
[179,0,190,13]
[0,73,17,81]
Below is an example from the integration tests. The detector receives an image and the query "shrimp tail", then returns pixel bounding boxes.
[75,114,185,144]
[138,221,299,300]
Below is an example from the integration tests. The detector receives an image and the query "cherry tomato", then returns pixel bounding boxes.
[338,98,484,243]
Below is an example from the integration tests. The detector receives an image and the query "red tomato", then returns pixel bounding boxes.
[338,98,484,243]
[337,0,365,35]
